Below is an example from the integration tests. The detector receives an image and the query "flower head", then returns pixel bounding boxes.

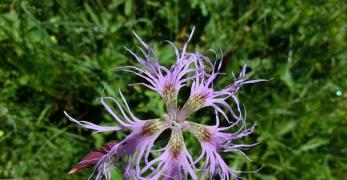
[65,27,264,179]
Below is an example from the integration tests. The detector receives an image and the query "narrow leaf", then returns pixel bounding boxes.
[68,141,118,174]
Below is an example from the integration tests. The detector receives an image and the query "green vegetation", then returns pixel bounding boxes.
[1,0,346,179]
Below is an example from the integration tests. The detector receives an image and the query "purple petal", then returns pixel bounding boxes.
[141,130,197,180]
[188,121,256,179]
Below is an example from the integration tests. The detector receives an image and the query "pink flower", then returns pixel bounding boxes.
[65,27,264,179]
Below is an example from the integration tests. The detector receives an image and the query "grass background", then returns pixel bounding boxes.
[1,0,347,179]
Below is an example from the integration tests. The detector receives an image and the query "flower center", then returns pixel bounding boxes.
[168,130,184,158]
[163,84,179,121]
[185,94,207,112]
[140,119,166,137]
[188,122,212,143]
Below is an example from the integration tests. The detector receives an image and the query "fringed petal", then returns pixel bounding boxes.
[84,119,168,180]
[64,111,122,133]
[140,130,197,180]
[117,28,197,115]
[188,121,256,179]
[180,52,267,123]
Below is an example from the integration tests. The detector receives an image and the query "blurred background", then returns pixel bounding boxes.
[1,0,347,179]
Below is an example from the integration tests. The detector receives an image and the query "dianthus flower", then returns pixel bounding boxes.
[65,27,265,180]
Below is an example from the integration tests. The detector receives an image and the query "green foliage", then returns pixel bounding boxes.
[1,0,346,179]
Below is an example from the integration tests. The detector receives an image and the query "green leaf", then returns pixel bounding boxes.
[296,138,329,154]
